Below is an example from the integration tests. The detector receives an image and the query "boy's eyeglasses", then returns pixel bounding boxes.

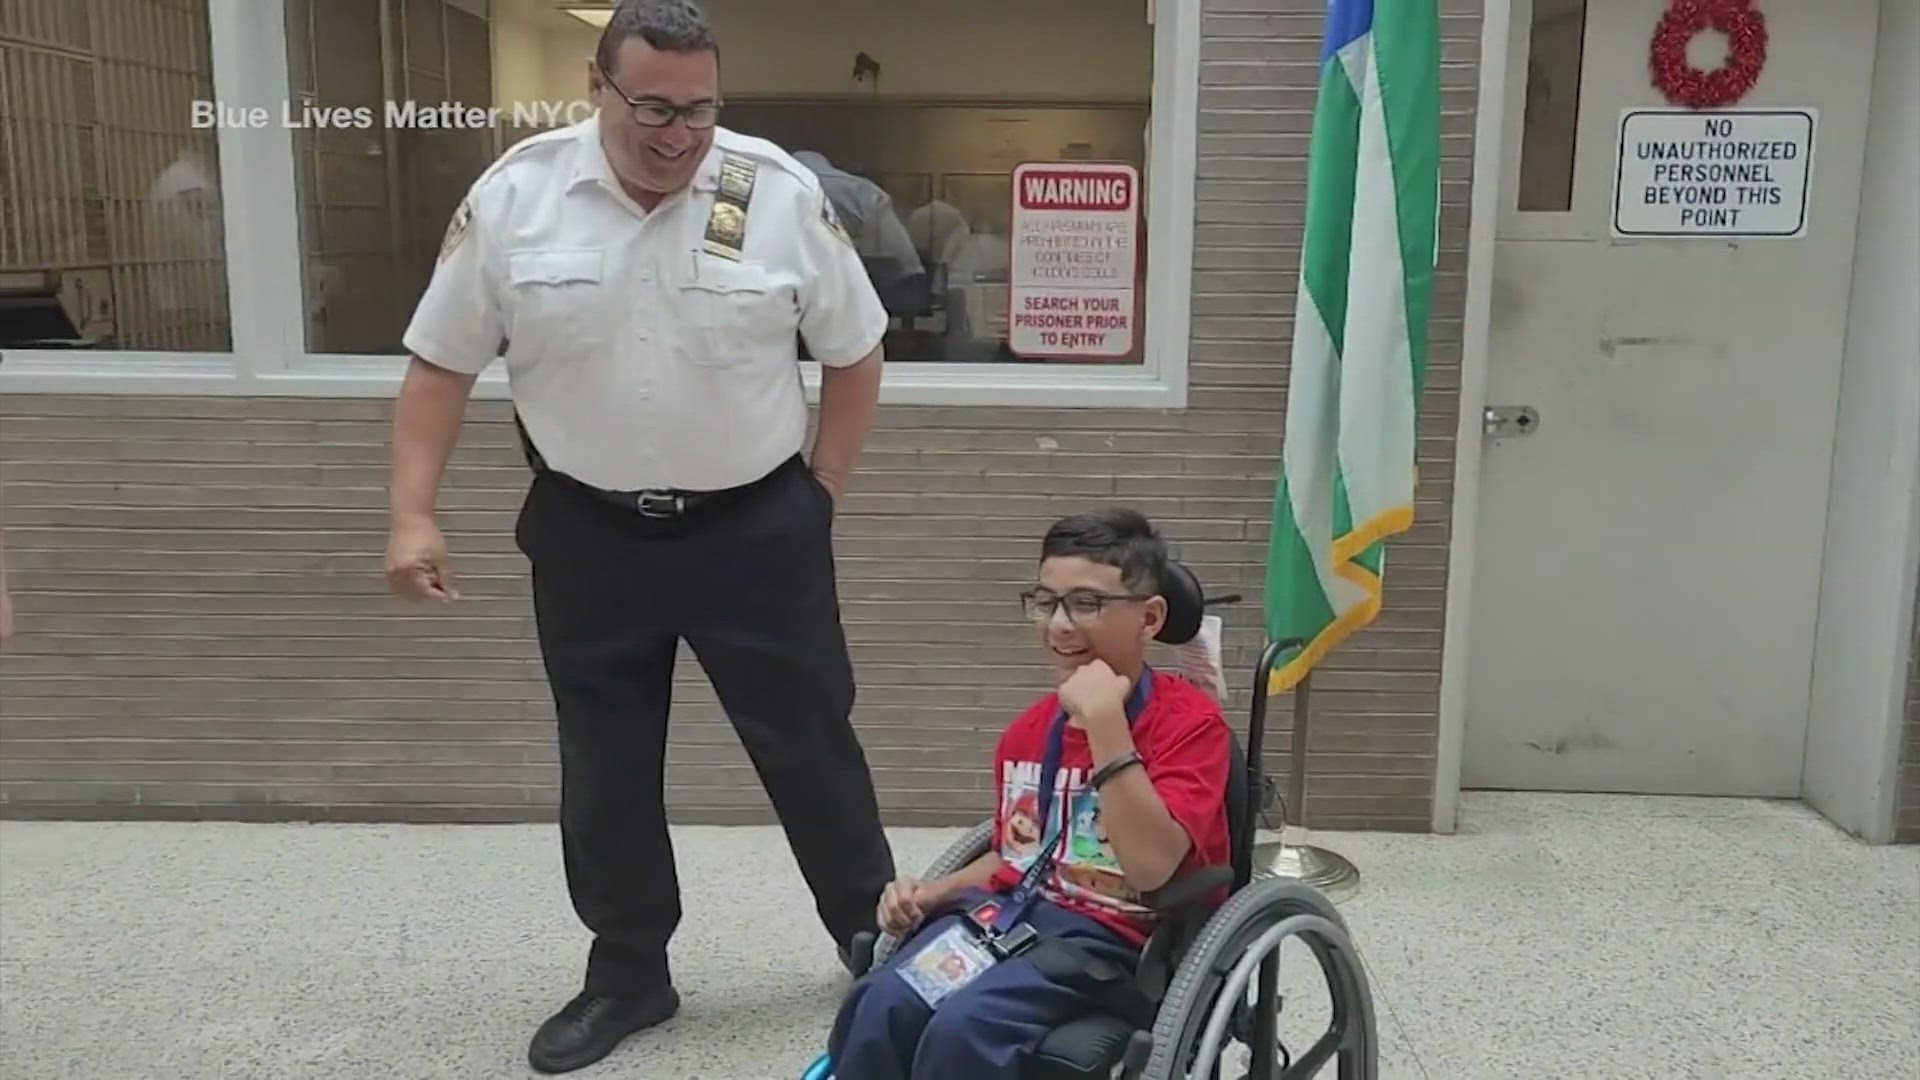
[597,63,722,129]
[1020,588,1154,623]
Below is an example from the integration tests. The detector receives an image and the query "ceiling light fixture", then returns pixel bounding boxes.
[560,5,613,27]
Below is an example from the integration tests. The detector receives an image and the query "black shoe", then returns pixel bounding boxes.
[527,986,680,1074]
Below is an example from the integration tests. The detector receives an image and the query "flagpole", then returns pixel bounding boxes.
[1256,665,1361,903]
[1254,0,1440,904]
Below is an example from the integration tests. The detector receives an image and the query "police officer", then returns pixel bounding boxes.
[383,1,897,1072]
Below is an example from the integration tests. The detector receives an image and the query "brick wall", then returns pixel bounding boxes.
[1898,579,1920,843]
[0,0,1485,833]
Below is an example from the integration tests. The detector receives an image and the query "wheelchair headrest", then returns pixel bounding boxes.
[1156,559,1242,646]
[1156,560,1206,645]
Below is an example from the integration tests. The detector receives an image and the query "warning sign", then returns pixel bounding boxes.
[1008,162,1139,358]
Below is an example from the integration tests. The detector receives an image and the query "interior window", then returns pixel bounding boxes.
[1516,0,1586,213]
[0,0,231,351]
[281,0,1155,365]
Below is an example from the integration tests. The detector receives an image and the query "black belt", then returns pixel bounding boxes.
[515,413,800,519]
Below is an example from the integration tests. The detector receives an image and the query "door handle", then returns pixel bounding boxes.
[1484,405,1539,437]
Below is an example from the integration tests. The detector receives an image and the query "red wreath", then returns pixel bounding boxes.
[1649,0,1768,109]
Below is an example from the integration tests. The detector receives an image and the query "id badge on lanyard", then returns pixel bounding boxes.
[894,670,1153,1009]
[896,713,1069,1008]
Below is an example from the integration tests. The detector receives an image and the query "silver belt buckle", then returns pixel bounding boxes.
[635,491,684,518]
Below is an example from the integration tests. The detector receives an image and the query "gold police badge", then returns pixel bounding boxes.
[702,153,758,260]
[710,202,744,244]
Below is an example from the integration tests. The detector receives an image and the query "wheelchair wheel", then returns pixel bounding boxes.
[1139,879,1377,1080]
[871,819,997,968]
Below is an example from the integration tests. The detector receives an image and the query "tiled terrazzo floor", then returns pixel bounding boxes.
[2,792,1915,1079]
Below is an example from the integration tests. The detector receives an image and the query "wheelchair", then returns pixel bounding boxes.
[803,562,1381,1079]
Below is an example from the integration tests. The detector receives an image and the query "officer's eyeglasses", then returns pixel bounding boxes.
[597,64,721,129]
[1020,588,1153,624]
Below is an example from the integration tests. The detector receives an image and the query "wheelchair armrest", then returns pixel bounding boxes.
[842,930,878,977]
[1142,865,1234,914]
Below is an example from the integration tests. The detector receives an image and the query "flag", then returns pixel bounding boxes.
[1263,0,1441,693]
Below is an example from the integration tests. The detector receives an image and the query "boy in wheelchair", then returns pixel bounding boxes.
[823,508,1233,1079]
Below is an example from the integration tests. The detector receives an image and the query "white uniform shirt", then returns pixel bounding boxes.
[402,113,888,492]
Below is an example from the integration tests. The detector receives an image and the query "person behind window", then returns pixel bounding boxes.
[821,508,1234,1080]
[145,149,225,331]
[904,199,970,272]
[903,199,970,341]
[944,232,1014,360]
[794,150,928,316]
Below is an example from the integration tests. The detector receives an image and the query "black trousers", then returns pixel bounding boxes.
[513,455,897,996]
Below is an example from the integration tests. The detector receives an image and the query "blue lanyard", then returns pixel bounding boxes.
[992,667,1154,934]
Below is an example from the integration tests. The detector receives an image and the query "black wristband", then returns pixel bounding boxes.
[1090,751,1143,789]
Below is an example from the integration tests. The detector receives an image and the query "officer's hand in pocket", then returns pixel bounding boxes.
[810,467,844,517]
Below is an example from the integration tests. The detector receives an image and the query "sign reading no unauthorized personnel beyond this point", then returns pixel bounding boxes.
[1009,162,1139,359]
[1612,108,1816,238]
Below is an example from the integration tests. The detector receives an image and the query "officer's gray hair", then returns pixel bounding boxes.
[595,0,717,71]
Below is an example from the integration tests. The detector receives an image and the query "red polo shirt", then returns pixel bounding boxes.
[985,669,1233,946]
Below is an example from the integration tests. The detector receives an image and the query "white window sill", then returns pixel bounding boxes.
[0,352,1189,410]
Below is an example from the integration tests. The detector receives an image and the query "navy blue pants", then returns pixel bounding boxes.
[825,891,1139,1080]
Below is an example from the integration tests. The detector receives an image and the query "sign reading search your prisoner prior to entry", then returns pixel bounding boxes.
[1009,162,1139,359]
[1612,108,1816,238]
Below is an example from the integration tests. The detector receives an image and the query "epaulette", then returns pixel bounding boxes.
[713,130,820,188]
[478,124,574,186]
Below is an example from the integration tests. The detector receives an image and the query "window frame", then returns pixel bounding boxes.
[0,0,1197,408]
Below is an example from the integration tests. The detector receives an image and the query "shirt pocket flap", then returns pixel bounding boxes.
[684,256,774,295]
[508,248,604,286]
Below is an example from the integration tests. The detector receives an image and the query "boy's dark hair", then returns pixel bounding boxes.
[1041,508,1169,595]
[595,0,718,72]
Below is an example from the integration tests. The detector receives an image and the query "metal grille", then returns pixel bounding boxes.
[286,0,493,354]
[0,45,100,269]
[0,0,93,52]
[1,0,227,349]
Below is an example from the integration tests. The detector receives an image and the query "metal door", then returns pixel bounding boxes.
[1462,0,1877,794]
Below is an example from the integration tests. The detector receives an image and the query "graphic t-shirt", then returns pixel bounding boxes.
[985,669,1233,946]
